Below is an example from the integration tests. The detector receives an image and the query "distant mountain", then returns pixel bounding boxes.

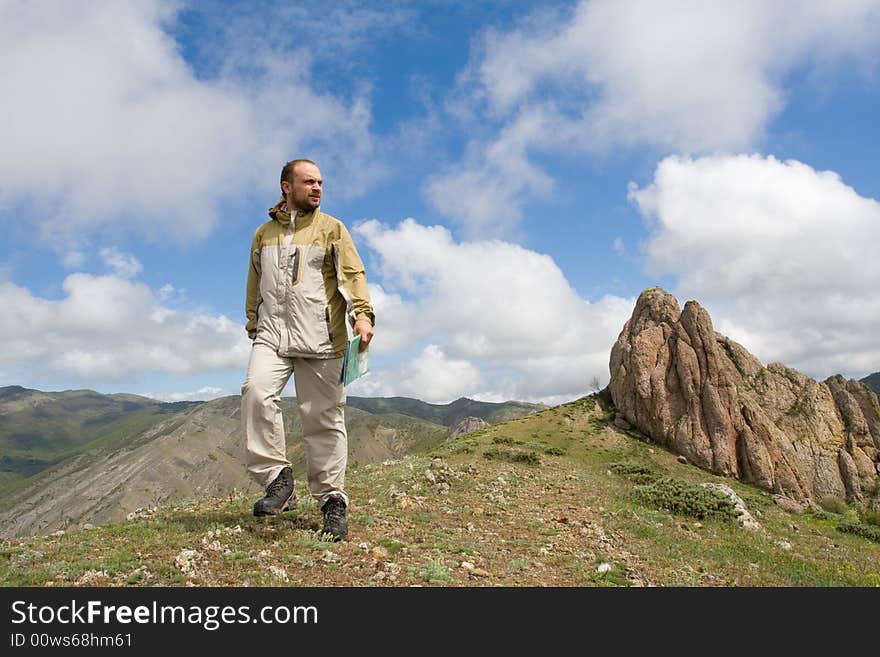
[861,372,880,396]
[0,388,541,537]
[0,386,196,491]
[346,396,545,427]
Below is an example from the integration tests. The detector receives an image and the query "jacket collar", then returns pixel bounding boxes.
[268,197,319,227]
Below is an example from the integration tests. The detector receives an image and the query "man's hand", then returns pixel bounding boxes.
[354,319,373,352]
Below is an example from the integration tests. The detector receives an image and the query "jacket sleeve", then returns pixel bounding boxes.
[244,228,262,339]
[335,223,375,328]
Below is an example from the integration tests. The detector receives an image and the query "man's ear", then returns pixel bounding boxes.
[281,180,292,196]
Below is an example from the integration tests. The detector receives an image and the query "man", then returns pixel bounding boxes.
[241,159,374,541]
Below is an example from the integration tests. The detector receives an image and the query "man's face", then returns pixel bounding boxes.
[283,162,322,213]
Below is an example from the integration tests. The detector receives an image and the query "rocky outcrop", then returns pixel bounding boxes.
[609,287,880,503]
[449,416,489,440]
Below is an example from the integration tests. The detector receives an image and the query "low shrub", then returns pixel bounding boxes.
[634,477,738,520]
[837,519,880,543]
[483,447,541,466]
[818,496,849,515]
[609,462,660,485]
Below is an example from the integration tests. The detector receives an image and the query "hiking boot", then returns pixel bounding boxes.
[321,497,348,541]
[253,467,295,516]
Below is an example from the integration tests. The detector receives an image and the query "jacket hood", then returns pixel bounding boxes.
[268,196,292,226]
[268,197,319,227]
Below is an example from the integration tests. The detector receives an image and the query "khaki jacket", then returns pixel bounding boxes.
[245,200,374,358]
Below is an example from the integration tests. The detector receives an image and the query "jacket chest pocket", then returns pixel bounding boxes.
[289,246,302,284]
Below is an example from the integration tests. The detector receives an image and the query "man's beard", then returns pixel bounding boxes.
[291,196,319,213]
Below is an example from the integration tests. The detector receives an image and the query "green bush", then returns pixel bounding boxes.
[483,447,541,466]
[544,446,566,456]
[609,462,660,485]
[634,477,737,520]
[818,496,849,515]
[513,451,541,465]
[861,508,880,528]
[837,519,880,543]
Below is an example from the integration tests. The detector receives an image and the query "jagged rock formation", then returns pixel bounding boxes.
[609,287,880,504]
[449,417,489,440]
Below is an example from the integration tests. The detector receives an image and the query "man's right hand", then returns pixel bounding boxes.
[354,319,373,352]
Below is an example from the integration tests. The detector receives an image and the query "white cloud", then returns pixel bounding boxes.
[100,247,142,279]
[630,153,880,378]
[424,108,560,237]
[0,274,251,382]
[62,250,87,269]
[144,386,230,403]
[428,0,880,229]
[395,345,485,404]
[0,0,381,241]
[355,218,633,402]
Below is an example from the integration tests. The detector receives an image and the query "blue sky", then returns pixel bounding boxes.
[1,0,879,404]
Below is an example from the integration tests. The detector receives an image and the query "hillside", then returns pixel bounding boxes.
[3,395,878,587]
[346,396,545,426]
[862,372,880,396]
[0,386,195,490]
[0,391,536,538]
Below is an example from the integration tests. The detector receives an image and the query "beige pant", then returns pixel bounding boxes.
[241,342,348,507]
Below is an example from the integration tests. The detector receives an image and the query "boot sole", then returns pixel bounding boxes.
[253,490,296,517]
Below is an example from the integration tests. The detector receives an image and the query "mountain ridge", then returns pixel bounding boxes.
[0,387,541,537]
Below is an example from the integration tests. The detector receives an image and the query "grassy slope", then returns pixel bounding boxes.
[346,396,545,427]
[0,387,199,507]
[3,395,878,587]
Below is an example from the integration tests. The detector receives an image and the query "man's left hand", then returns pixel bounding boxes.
[354,319,373,352]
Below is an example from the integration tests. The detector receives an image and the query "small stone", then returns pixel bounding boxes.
[358,542,370,550]
[51,530,65,537]
[374,571,387,581]
[597,563,612,573]
[461,561,475,571]
[321,550,339,563]
[648,448,655,454]
[776,539,792,551]
[425,470,437,484]
[470,568,491,578]
[268,565,289,582]
[677,455,688,464]
[693,522,703,529]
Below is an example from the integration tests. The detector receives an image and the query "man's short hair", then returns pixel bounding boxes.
[280,159,317,187]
